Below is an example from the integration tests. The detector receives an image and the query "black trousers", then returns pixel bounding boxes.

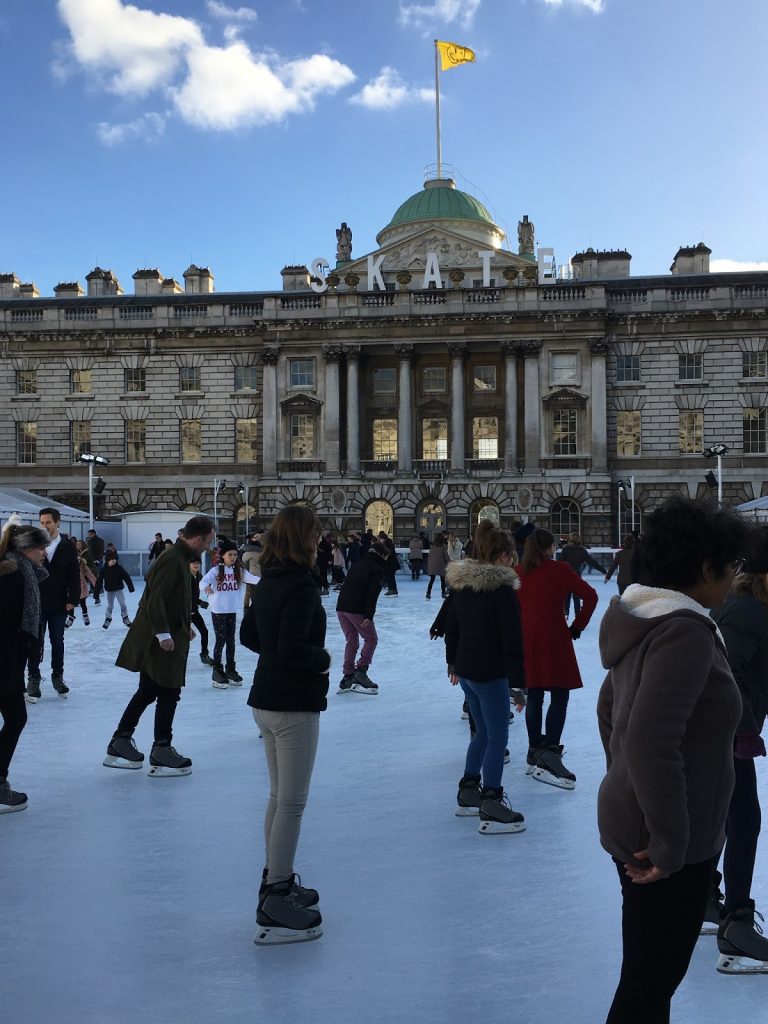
[606,856,715,1024]
[212,613,236,668]
[0,691,27,778]
[722,756,762,912]
[426,574,445,598]
[191,610,209,656]
[525,688,570,746]
[116,671,181,745]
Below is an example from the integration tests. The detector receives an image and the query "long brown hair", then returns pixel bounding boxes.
[521,528,556,573]
[260,505,321,570]
[216,558,242,585]
[474,526,516,565]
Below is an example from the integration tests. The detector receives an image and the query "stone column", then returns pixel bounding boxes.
[322,345,343,473]
[345,344,361,474]
[521,340,541,470]
[501,340,519,472]
[448,344,466,471]
[394,344,414,472]
[589,337,609,473]
[261,346,278,476]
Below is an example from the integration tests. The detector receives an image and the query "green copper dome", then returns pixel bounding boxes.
[385,179,497,230]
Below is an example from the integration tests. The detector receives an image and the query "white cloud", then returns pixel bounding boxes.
[540,0,605,12]
[96,111,166,146]
[350,67,432,110]
[398,0,481,30]
[206,1,257,21]
[710,258,768,273]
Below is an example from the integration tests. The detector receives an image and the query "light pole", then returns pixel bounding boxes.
[79,452,110,531]
[213,478,226,536]
[628,474,636,533]
[616,479,626,546]
[703,444,729,504]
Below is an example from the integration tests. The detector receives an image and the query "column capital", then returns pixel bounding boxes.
[344,344,362,359]
[519,339,542,357]
[261,346,279,365]
[393,343,415,361]
[499,340,520,356]
[588,336,611,355]
[322,344,344,362]
[447,342,467,360]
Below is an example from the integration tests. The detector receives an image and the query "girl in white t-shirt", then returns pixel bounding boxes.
[200,542,259,688]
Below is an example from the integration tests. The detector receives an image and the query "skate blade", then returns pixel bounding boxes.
[0,801,28,814]
[700,923,720,936]
[226,680,244,687]
[532,768,575,790]
[54,692,69,699]
[460,712,469,720]
[253,924,322,946]
[103,755,144,770]
[455,806,481,817]
[717,953,768,974]
[148,765,192,777]
[478,819,526,835]
[25,695,39,704]
[524,764,535,776]
[348,684,378,695]
[211,681,229,689]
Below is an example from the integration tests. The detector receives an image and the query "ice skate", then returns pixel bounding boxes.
[51,674,69,698]
[455,773,482,816]
[717,904,768,974]
[225,666,243,685]
[103,617,112,629]
[200,652,215,666]
[0,776,28,814]
[504,748,510,765]
[103,734,144,770]
[461,700,469,721]
[122,614,132,626]
[148,743,192,777]
[531,744,576,790]
[700,873,725,935]
[83,612,90,626]
[349,667,378,695]
[259,869,319,910]
[25,675,41,704]
[211,664,228,689]
[254,880,323,946]
[525,746,538,776]
[478,788,525,835]
[337,674,355,694]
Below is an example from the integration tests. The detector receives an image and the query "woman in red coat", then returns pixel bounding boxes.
[517,528,597,789]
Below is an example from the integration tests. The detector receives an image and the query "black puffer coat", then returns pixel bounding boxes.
[712,594,768,736]
[336,551,386,619]
[0,559,26,695]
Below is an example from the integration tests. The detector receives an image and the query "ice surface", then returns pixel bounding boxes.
[1,578,765,1024]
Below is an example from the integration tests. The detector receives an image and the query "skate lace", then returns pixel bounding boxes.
[755,910,765,936]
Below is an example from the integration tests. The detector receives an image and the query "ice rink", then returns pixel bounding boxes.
[2,576,766,1024]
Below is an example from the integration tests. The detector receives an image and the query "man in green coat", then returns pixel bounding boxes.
[103,515,215,777]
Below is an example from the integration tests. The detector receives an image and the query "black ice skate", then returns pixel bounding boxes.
[336,674,355,694]
[455,773,482,817]
[225,666,243,685]
[26,675,42,703]
[122,614,132,626]
[103,734,145,770]
[700,871,725,935]
[349,667,378,695]
[460,700,469,721]
[531,744,576,790]
[525,745,538,776]
[258,869,319,910]
[200,652,215,666]
[211,664,228,689]
[148,743,192,777]
[83,612,90,626]
[717,903,768,974]
[254,880,323,946]
[478,787,526,835]
[103,617,112,629]
[51,674,69,698]
[0,776,28,814]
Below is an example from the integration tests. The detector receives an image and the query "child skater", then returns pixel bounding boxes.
[189,557,213,666]
[199,539,259,687]
[96,552,135,629]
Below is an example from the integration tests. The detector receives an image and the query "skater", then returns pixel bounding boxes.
[200,540,258,688]
[75,540,97,625]
[377,531,399,596]
[95,552,135,628]
[706,529,768,973]
[604,534,635,595]
[240,531,263,610]
[446,532,464,562]
[189,557,213,666]
[26,507,80,700]
[148,532,164,563]
[558,532,604,614]
[346,533,362,568]
[316,533,333,596]
[597,495,751,1023]
[425,533,449,599]
[408,534,424,580]
[517,528,597,789]
[330,540,347,590]
[240,504,328,945]
[103,515,215,777]
[335,540,388,694]
[444,526,526,835]
[0,519,50,812]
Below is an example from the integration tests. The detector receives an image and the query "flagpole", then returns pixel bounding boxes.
[434,40,442,179]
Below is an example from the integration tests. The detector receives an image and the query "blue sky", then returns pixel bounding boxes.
[1,0,767,295]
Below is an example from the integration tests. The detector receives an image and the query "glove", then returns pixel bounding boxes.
[734,730,767,759]
[569,624,581,641]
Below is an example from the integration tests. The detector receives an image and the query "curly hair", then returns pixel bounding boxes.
[638,495,754,590]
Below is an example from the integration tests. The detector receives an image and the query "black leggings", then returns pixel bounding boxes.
[525,688,570,746]
[0,691,27,778]
[191,610,209,656]
[116,671,181,745]
[426,575,446,598]
[722,756,762,912]
[212,613,236,668]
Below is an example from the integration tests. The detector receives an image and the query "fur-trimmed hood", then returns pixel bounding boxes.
[0,557,19,577]
[445,558,520,593]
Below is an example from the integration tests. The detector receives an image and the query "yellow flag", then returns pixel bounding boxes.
[436,40,476,71]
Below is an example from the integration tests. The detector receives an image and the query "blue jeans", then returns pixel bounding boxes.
[459,677,510,790]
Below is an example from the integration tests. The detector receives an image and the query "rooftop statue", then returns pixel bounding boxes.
[518,215,535,256]
[336,222,352,262]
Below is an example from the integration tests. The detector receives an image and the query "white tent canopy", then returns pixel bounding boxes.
[0,486,89,538]
[735,495,768,513]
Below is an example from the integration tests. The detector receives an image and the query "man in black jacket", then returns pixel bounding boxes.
[26,507,81,700]
[335,542,388,695]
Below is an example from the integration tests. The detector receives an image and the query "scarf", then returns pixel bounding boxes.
[7,551,48,639]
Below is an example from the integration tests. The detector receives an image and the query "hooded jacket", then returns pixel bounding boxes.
[444,560,524,689]
[711,593,768,737]
[336,551,386,619]
[597,585,742,876]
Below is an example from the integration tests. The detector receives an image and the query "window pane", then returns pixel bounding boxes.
[472,416,498,458]
[678,354,703,380]
[743,352,768,378]
[551,499,580,538]
[181,419,202,462]
[678,411,703,453]
[126,419,146,463]
[235,366,259,391]
[289,359,315,388]
[616,411,641,456]
[372,418,397,460]
[290,414,314,458]
[743,408,767,454]
[236,418,258,462]
[17,422,37,464]
[373,368,396,394]
[71,369,92,393]
[71,421,92,462]
[473,365,497,391]
[422,367,446,393]
[551,353,579,385]
[422,418,448,459]
[365,500,393,536]
[17,369,37,394]
[179,366,201,392]
[616,355,640,383]
[124,368,146,392]
[552,409,577,455]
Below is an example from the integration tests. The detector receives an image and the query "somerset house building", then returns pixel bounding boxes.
[2,174,768,544]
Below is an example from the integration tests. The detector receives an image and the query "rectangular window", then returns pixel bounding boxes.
[16,369,37,395]
[181,419,202,462]
[422,418,448,460]
[289,359,315,389]
[552,409,578,455]
[179,366,201,392]
[234,366,259,391]
[236,418,258,462]
[743,352,768,379]
[70,369,92,394]
[290,414,315,459]
[422,367,446,393]
[124,368,146,393]
[551,352,580,386]
[616,410,641,456]
[616,354,640,383]
[125,419,146,463]
[17,422,37,464]
[678,353,703,380]
[678,411,703,454]
[473,365,497,392]
[372,418,398,460]
[472,416,499,458]
[373,367,396,394]
[71,421,92,462]
[743,408,767,454]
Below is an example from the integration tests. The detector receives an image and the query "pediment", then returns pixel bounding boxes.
[542,388,588,409]
[280,393,322,412]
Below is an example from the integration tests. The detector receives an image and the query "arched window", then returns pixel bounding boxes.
[550,498,580,539]
[365,499,393,537]
[417,501,446,541]
[469,500,500,530]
